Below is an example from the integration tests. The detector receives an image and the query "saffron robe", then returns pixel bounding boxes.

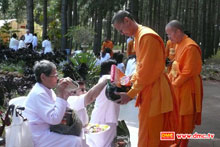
[127,25,178,147]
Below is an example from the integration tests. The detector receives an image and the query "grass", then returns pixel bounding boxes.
[204,49,220,64]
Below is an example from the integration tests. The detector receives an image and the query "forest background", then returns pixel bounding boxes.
[0,0,219,61]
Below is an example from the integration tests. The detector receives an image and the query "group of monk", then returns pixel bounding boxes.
[111,10,203,147]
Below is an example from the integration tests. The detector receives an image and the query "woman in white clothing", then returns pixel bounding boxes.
[100,48,111,63]
[23,60,82,147]
[42,36,52,54]
[88,59,120,147]
[18,35,26,49]
[9,33,19,51]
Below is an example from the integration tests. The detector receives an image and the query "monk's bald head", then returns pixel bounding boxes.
[165,20,184,32]
[112,10,134,25]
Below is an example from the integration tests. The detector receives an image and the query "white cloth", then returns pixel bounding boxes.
[23,83,82,147]
[67,95,89,127]
[32,36,38,48]
[95,58,101,66]
[125,57,136,76]
[100,53,111,63]
[117,63,125,73]
[24,33,33,43]
[126,37,133,47]
[88,75,120,147]
[18,40,26,49]
[9,37,19,51]
[42,39,52,54]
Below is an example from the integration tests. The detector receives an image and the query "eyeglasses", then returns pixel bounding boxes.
[49,74,58,77]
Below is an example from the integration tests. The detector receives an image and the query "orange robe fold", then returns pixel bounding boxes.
[127,25,179,147]
[126,39,136,57]
[169,35,203,147]
[165,40,176,73]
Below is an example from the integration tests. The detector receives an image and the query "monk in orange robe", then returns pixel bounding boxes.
[166,20,203,147]
[112,10,179,147]
[165,40,176,73]
[126,38,136,57]
[101,38,114,56]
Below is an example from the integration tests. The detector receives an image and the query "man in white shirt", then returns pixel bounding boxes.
[42,36,52,54]
[9,33,19,51]
[24,29,33,49]
[32,33,38,50]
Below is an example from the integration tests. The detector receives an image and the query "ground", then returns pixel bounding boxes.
[119,80,220,147]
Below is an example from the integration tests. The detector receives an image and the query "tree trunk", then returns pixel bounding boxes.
[72,0,78,26]
[106,10,112,40]
[93,10,103,54]
[214,0,220,54]
[42,0,48,40]
[130,0,139,22]
[61,0,67,51]
[67,0,73,49]
[201,0,207,61]
[26,0,34,33]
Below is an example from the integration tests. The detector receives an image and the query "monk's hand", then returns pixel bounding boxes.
[114,92,132,105]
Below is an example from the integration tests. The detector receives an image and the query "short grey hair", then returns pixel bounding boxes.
[112,10,134,24]
[33,60,56,83]
[166,20,184,32]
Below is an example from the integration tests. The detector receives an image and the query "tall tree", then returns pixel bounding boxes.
[26,0,34,33]
[42,0,48,39]
[61,0,67,50]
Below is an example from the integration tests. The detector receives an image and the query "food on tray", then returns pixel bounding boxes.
[86,124,110,134]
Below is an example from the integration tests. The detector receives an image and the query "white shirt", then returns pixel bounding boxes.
[100,53,111,63]
[32,36,38,48]
[18,40,26,49]
[9,37,19,51]
[23,83,82,147]
[24,33,33,43]
[67,95,88,127]
[42,39,52,54]
[90,75,120,124]
[125,57,136,76]
[117,63,125,73]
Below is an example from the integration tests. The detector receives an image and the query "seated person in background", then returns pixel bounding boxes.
[23,60,82,147]
[101,38,114,57]
[125,55,136,77]
[95,53,101,66]
[68,81,88,127]
[18,35,26,49]
[100,48,111,63]
[116,53,125,73]
[9,33,19,51]
[88,59,120,147]
[126,37,135,57]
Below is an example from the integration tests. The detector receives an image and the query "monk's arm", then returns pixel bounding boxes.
[172,46,202,87]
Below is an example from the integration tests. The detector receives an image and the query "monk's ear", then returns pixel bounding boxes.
[124,17,130,23]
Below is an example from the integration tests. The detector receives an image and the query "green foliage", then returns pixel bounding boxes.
[205,49,220,64]
[69,52,100,88]
[66,25,95,47]
[48,20,61,49]
[0,0,9,16]
[0,61,25,74]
